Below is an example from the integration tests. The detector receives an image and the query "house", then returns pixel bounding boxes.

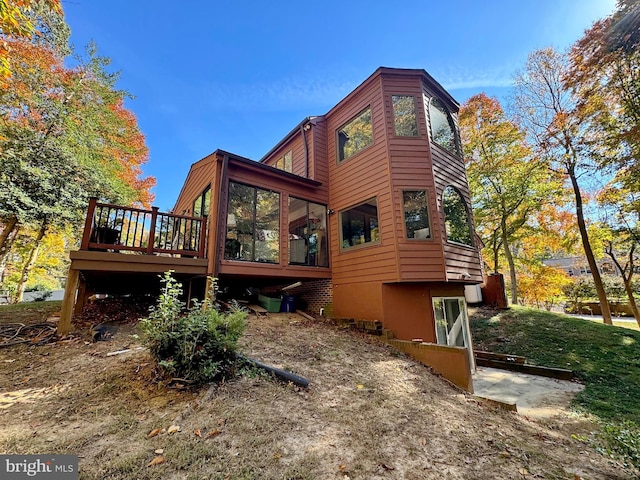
[59,67,483,390]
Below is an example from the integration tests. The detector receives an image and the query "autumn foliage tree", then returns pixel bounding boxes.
[0,2,154,300]
[459,93,562,304]
[513,47,614,325]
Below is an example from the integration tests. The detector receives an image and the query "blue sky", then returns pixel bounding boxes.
[63,0,616,211]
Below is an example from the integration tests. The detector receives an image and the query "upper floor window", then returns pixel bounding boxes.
[274,150,293,173]
[392,95,418,136]
[192,185,211,218]
[225,181,280,263]
[402,190,431,239]
[442,186,472,246]
[340,198,379,250]
[337,107,373,162]
[429,98,460,156]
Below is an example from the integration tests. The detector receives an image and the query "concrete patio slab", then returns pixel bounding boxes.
[473,366,584,418]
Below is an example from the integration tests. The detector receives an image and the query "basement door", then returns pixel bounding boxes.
[432,297,475,370]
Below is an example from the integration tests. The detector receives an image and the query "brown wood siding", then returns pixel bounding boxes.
[173,154,217,216]
[423,83,483,283]
[379,74,448,282]
[324,76,399,286]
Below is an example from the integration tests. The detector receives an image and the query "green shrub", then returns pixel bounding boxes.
[598,420,640,472]
[139,272,247,384]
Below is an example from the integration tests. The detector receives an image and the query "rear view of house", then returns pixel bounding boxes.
[60,67,483,389]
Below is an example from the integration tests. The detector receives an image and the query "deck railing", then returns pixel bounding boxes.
[80,198,207,258]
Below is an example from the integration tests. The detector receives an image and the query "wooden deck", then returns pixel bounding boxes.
[58,199,211,335]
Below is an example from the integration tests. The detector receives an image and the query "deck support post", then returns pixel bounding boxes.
[58,268,80,336]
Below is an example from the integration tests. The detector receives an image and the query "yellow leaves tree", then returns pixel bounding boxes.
[518,264,571,310]
[0,0,62,85]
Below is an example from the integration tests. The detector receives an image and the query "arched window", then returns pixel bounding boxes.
[429,98,460,156]
[442,186,472,246]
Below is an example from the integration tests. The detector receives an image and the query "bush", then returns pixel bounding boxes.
[598,420,640,472]
[139,272,247,384]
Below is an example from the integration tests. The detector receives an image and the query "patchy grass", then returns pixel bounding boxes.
[0,301,62,321]
[0,304,633,479]
[470,305,640,423]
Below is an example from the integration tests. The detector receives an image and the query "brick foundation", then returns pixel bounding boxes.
[287,279,333,315]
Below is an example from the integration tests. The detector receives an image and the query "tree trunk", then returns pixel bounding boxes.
[622,278,640,327]
[0,215,19,262]
[567,167,613,325]
[0,223,20,283]
[501,217,518,305]
[13,220,48,303]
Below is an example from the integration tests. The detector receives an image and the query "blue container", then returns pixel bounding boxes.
[281,295,296,313]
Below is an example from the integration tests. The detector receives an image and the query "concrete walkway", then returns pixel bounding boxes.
[473,367,584,418]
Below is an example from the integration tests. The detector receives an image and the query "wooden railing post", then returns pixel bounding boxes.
[198,215,208,258]
[147,207,159,255]
[81,197,97,250]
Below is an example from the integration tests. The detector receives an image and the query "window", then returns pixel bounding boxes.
[225,181,279,263]
[337,107,373,162]
[442,186,472,246]
[433,297,474,367]
[402,190,431,239]
[392,95,418,136]
[340,198,379,249]
[429,98,460,155]
[192,185,211,217]
[274,150,293,173]
[288,197,328,267]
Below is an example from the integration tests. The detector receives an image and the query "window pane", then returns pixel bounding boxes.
[340,198,379,249]
[288,197,328,266]
[284,151,293,173]
[392,95,418,136]
[403,190,431,239]
[202,186,211,216]
[255,189,280,263]
[429,98,459,155]
[193,196,202,217]
[443,186,472,246]
[225,182,255,261]
[337,107,373,161]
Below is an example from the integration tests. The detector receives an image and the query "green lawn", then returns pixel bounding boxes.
[471,306,640,423]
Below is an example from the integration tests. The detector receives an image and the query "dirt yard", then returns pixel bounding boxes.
[0,305,633,479]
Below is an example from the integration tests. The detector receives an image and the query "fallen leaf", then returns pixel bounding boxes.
[338,464,347,472]
[167,425,181,434]
[518,467,529,476]
[194,428,202,438]
[420,437,427,446]
[206,428,221,439]
[154,449,164,454]
[380,463,395,471]
[147,428,161,438]
[356,384,364,389]
[147,455,164,467]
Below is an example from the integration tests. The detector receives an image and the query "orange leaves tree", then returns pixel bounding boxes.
[0,6,154,300]
[459,93,563,305]
[513,47,614,325]
[518,264,571,310]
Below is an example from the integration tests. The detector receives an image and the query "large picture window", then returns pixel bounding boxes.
[442,186,472,246]
[429,98,460,156]
[340,198,379,249]
[392,95,418,136]
[337,107,373,162]
[225,181,280,263]
[402,190,431,239]
[288,197,328,267]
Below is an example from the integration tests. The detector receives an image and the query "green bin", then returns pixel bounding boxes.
[258,295,282,313]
